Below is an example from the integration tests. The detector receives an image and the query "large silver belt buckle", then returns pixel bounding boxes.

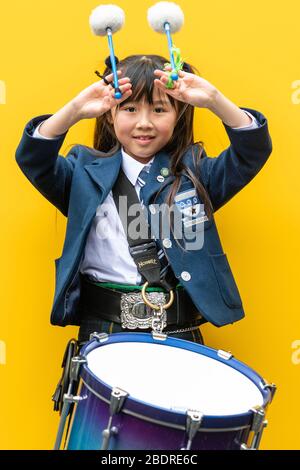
[120,291,167,330]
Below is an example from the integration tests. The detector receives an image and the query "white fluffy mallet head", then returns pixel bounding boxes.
[147,1,184,34]
[89,4,125,36]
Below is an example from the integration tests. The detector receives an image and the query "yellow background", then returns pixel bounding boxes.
[0,0,299,450]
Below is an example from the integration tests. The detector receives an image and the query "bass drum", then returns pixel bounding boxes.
[61,332,275,450]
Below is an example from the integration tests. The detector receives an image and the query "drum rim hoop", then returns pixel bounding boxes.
[77,332,271,429]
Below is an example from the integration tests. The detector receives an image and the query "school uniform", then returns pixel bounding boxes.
[15,107,272,344]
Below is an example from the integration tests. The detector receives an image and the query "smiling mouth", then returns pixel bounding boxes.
[134,136,155,140]
[133,137,155,143]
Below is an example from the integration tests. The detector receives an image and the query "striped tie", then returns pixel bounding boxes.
[137,164,151,198]
[137,165,170,281]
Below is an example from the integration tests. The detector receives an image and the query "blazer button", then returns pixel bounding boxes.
[157,175,165,183]
[163,238,172,248]
[181,271,191,281]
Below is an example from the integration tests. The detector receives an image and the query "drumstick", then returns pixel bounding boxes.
[89,4,125,99]
[147,1,184,83]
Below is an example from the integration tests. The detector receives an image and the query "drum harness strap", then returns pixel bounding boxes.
[112,167,178,290]
[111,167,178,335]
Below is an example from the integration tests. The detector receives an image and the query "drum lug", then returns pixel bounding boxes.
[101,387,129,450]
[109,387,129,415]
[181,410,204,450]
[90,332,109,342]
[217,350,233,360]
[262,381,277,402]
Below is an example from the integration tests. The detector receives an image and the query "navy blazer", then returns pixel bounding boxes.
[15,107,272,328]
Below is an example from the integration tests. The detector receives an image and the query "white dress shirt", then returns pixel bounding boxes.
[31,110,259,284]
[78,151,154,284]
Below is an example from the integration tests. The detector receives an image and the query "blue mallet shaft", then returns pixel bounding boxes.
[106,27,122,99]
[164,22,178,81]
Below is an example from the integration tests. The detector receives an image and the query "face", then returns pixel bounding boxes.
[108,89,178,163]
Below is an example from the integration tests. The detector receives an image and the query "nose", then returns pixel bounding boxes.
[136,110,154,129]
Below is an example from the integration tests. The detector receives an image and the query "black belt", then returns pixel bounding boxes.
[79,273,205,329]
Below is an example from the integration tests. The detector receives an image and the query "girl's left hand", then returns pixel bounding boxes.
[153,65,218,109]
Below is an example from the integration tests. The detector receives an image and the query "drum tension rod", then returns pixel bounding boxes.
[181,410,204,451]
[241,405,267,450]
[54,356,88,450]
[101,387,129,450]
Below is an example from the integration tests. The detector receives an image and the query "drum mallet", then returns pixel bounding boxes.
[147,1,185,88]
[89,4,125,99]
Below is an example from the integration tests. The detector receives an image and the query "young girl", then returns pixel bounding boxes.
[15,54,272,349]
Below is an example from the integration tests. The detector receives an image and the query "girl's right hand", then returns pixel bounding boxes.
[72,70,132,120]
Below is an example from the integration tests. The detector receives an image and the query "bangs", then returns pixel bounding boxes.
[115,56,178,111]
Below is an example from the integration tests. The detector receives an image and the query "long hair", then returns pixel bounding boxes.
[79,54,214,246]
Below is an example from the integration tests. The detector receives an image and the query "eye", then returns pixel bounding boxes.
[122,105,166,113]
[122,106,135,112]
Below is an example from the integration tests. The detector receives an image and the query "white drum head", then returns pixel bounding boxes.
[86,341,263,416]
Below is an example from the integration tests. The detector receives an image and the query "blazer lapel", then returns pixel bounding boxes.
[81,149,122,228]
[84,148,122,194]
[139,150,175,207]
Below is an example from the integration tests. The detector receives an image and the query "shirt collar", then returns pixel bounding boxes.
[121,146,155,186]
